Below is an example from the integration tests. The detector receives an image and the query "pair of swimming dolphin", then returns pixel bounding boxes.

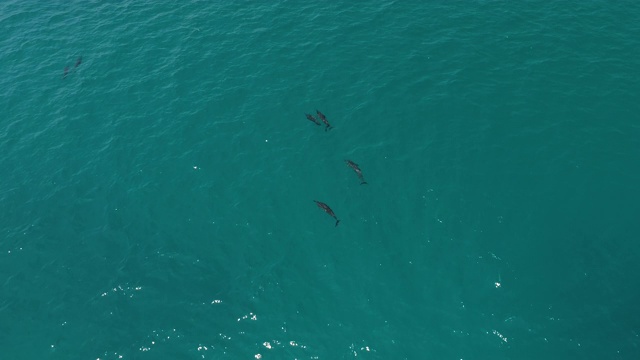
[305,110,333,131]
[314,160,368,227]
[63,56,82,78]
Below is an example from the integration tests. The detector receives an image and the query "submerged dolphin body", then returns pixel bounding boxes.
[345,160,367,185]
[314,200,340,226]
[305,113,321,125]
[316,110,332,131]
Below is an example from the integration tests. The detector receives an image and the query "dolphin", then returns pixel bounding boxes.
[345,160,367,184]
[305,113,321,125]
[313,200,340,226]
[316,110,333,131]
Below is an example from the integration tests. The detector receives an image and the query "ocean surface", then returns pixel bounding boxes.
[1,1,639,359]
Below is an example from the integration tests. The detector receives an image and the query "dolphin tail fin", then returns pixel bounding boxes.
[335,219,340,227]
[360,181,368,185]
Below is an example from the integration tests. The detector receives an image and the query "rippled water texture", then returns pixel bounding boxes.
[1,1,639,359]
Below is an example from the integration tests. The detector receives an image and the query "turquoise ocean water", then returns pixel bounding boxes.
[1,1,639,359]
